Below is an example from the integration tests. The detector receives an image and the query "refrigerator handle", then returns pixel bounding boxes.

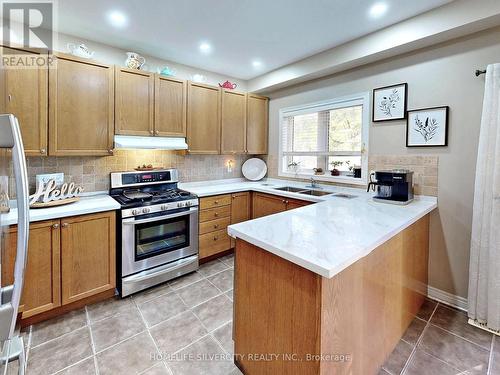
[7,116,29,338]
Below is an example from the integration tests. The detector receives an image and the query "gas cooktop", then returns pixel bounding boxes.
[111,187,197,209]
[109,169,198,210]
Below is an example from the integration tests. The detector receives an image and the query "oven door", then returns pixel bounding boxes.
[121,206,199,276]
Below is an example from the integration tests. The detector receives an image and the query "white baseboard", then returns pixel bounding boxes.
[427,285,468,312]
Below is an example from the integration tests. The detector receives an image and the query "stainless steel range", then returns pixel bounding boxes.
[110,169,199,297]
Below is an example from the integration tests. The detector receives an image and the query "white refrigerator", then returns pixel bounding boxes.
[0,114,30,374]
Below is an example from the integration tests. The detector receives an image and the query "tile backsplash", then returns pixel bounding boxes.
[10,150,251,197]
[368,155,439,196]
[264,154,439,196]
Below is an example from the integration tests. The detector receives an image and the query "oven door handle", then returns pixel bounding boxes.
[123,255,198,284]
[123,207,198,225]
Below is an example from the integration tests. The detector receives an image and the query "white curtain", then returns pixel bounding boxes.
[468,63,500,332]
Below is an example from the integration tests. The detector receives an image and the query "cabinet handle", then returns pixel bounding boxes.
[61,223,68,228]
[232,195,235,199]
[213,236,218,241]
[214,224,219,229]
[40,148,46,154]
[155,130,159,135]
[214,200,219,204]
[285,200,289,204]
[214,213,218,217]
[108,149,113,154]
[282,199,286,203]
[52,223,59,229]
[8,94,12,102]
[149,130,154,135]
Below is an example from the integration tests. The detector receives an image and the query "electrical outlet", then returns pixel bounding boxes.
[36,173,64,187]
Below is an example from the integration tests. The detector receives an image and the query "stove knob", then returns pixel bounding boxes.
[132,209,140,215]
[186,201,191,207]
[161,205,167,211]
[177,202,182,208]
[142,208,151,214]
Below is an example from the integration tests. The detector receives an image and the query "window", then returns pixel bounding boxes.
[278,93,369,184]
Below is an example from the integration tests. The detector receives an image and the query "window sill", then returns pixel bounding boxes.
[278,171,367,186]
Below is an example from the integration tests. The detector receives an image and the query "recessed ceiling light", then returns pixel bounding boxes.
[108,11,127,28]
[252,60,262,68]
[199,42,212,53]
[369,2,388,18]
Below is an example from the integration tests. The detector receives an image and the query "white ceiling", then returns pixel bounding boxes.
[56,0,454,80]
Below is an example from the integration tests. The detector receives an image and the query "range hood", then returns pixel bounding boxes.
[114,135,188,150]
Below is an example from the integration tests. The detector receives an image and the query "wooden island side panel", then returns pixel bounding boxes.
[233,214,429,375]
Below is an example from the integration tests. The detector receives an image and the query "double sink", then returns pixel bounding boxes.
[273,186,333,196]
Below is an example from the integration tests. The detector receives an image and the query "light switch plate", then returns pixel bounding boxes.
[36,173,64,187]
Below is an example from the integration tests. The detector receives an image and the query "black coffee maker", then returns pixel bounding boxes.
[367,170,414,205]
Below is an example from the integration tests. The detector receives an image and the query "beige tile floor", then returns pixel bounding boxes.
[13,253,500,375]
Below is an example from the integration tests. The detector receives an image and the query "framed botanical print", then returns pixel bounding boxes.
[406,106,449,147]
[372,83,408,122]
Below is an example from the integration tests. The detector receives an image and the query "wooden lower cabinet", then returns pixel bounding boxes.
[231,192,251,224]
[252,192,311,219]
[252,193,287,219]
[61,211,116,305]
[2,220,61,318]
[1,211,116,320]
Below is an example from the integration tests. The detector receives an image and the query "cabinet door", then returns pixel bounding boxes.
[221,90,246,154]
[61,211,115,305]
[231,192,251,224]
[2,220,61,318]
[0,46,48,156]
[115,68,154,136]
[49,53,114,156]
[155,75,186,137]
[286,198,311,211]
[246,94,269,154]
[187,82,221,154]
[252,193,286,219]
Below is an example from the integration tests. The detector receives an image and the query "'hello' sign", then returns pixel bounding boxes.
[29,179,84,206]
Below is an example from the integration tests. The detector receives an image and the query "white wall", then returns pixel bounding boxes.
[265,27,500,299]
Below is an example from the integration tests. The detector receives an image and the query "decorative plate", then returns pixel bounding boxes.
[242,158,267,181]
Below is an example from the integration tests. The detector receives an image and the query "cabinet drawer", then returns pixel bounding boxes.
[199,217,231,235]
[199,205,231,222]
[199,229,231,259]
[200,194,231,210]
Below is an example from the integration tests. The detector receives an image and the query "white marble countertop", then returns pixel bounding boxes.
[181,178,437,278]
[2,194,120,226]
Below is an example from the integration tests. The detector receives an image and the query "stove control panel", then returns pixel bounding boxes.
[121,198,199,219]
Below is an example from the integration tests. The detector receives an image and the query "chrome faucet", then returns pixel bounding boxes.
[306,177,322,189]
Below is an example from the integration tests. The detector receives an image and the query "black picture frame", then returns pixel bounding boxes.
[372,82,408,122]
[406,106,449,147]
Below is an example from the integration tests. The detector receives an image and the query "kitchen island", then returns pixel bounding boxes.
[224,182,437,375]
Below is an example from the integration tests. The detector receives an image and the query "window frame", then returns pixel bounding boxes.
[278,92,370,185]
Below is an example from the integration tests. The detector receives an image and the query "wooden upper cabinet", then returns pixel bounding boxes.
[49,53,114,156]
[187,82,221,154]
[115,68,154,136]
[0,46,48,156]
[247,94,269,154]
[61,211,116,305]
[2,220,61,318]
[221,90,247,154]
[155,76,187,137]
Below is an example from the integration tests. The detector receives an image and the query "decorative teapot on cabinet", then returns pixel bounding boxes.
[125,52,146,70]
[219,80,237,90]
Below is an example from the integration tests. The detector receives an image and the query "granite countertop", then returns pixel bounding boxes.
[181,178,438,278]
[2,194,121,226]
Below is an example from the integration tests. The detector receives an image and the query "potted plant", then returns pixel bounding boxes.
[330,161,343,176]
[287,161,301,174]
[313,167,324,175]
